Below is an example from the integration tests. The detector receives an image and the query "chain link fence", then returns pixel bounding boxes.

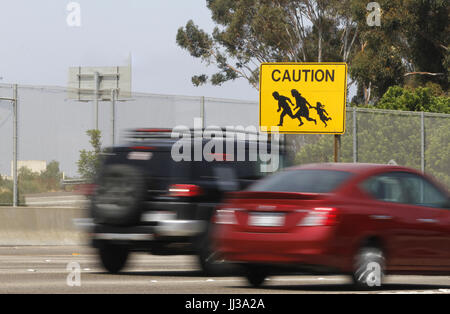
[286,108,449,187]
[0,83,448,205]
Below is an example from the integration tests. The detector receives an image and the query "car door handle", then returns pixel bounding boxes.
[417,218,438,224]
[370,215,392,220]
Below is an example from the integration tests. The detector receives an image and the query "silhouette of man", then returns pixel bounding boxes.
[311,102,332,127]
[291,89,316,126]
[273,91,295,126]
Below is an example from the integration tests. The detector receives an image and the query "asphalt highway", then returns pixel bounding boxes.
[0,246,448,295]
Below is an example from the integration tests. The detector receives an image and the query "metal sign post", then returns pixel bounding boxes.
[334,134,341,163]
[68,64,132,147]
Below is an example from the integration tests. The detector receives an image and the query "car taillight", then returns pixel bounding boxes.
[129,146,155,151]
[297,207,338,227]
[167,184,203,197]
[214,209,238,225]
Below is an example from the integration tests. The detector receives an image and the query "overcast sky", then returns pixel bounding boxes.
[0,0,258,100]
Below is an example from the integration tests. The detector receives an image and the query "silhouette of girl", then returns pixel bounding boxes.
[311,102,332,127]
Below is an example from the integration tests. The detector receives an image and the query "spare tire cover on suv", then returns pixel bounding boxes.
[91,164,146,226]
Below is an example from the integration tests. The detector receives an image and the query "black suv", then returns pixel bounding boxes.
[85,128,287,274]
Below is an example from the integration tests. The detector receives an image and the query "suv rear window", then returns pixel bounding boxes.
[248,169,353,193]
[139,151,191,179]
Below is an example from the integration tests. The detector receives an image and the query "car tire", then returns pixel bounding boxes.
[98,242,130,274]
[244,265,268,288]
[198,244,221,276]
[197,226,229,276]
[352,247,385,290]
[91,164,146,226]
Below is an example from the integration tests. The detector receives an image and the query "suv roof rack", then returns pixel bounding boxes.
[125,127,281,142]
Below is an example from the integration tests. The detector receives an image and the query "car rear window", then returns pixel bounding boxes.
[248,169,353,193]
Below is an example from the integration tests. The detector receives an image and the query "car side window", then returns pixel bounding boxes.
[398,173,448,208]
[361,174,407,204]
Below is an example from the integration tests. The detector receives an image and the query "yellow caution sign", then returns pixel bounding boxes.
[259,63,347,134]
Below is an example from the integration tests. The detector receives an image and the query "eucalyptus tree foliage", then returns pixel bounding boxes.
[176,0,359,90]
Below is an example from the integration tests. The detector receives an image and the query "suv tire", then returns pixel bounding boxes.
[98,242,130,274]
[91,164,146,226]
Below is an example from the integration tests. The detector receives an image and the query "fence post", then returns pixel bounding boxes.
[420,111,425,172]
[94,72,100,130]
[200,96,205,128]
[111,89,116,147]
[353,107,358,163]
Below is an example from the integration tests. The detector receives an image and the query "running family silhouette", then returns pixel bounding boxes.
[272,89,332,127]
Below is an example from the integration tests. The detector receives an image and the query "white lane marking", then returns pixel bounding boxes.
[146,277,343,285]
[272,277,341,282]
[149,278,241,285]
[378,290,450,294]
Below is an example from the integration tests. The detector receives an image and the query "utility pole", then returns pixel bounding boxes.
[13,85,18,207]
[0,84,18,207]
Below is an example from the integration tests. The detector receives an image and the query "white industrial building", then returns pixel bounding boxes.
[10,160,47,178]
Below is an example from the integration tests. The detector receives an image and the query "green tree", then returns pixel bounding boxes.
[18,167,44,195]
[40,161,63,191]
[401,0,449,90]
[0,190,24,206]
[350,0,449,104]
[0,175,13,206]
[77,130,102,180]
[176,0,360,90]
[377,86,450,113]
[0,161,64,205]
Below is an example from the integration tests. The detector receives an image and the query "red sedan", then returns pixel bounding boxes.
[212,163,450,289]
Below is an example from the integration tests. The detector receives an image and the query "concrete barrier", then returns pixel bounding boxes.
[0,207,89,246]
[24,192,89,208]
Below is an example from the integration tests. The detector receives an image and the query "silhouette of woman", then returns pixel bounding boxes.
[291,89,316,126]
